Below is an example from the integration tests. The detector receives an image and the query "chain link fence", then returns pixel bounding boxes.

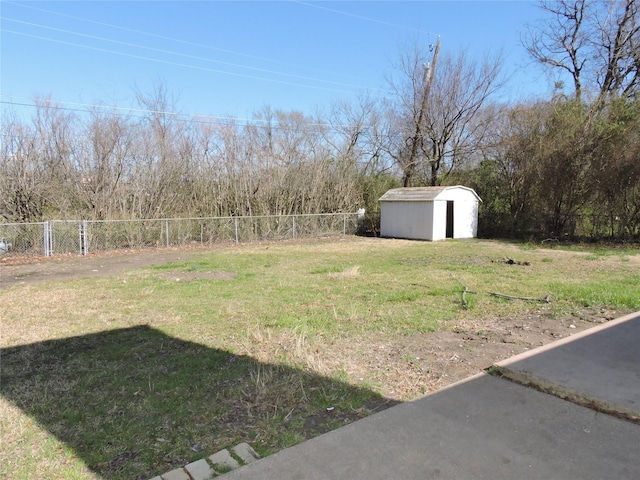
[0,222,48,256]
[0,213,362,258]
[477,211,640,241]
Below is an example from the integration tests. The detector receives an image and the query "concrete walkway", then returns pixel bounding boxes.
[222,312,640,480]
[493,310,640,421]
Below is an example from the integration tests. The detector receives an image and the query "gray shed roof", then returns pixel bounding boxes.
[379,186,481,202]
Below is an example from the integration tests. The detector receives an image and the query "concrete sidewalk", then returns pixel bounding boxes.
[223,312,640,480]
[493,311,640,421]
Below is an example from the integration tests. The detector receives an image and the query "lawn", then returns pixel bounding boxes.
[1,237,638,479]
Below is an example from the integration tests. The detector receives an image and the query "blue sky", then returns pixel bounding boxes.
[1,1,548,121]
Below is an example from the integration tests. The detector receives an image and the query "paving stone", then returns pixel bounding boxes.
[161,468,190,480]
[231,443,260,465]
[149,477,163,480]
[209,449,240,471]
[184,458,215,480]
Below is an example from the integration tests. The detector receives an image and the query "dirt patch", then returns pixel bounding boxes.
[0,248,204,288]
[0,237,345,288]
[357,308,621,400]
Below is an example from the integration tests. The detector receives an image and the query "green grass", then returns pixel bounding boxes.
[550,275,640,308]
[1,325,381,479]
[1,237,639,479]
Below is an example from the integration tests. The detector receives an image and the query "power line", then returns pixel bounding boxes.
[2,28,375,97]
[1,1,402,123]
[5,0,374,84]
[0,97,376,132]
[1,96,242,123]
[2,17,385,94]
[292,1,440,37]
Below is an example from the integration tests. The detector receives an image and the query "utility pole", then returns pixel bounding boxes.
[403,37,441,187]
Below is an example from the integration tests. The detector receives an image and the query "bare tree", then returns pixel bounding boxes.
[524,0,640,104]
[594,0,640,101]
[388,45,504,186]
[322,96,394,177]
[0,98,95,220]
[129,83,188,218]
[524,0,588,100]
[1,89,376,224]
[73,109,133,219]
[0,111,46,221]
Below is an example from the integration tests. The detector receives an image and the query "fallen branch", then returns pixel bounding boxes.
[489,292,552,303]
[492,257,531,266]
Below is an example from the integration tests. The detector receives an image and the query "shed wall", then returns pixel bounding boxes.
[432,200,447,241]
[453,200,479,239]
[433,190,479,240]
[380,201,434,240]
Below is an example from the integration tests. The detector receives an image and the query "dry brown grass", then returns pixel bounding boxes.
[327,265,361,279]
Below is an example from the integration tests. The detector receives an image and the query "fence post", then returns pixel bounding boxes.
[83,220,89,255]
[292,216,296,239]
[165,220,170,247]
[78,221,83,255]
[47,221,54,257]
[43,222,50,257]
[343,214,347,235]
[234,217,239,244]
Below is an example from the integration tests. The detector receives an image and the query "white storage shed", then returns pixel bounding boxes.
[379,186,481,241]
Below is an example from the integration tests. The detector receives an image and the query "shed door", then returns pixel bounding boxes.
[446,201,454,238]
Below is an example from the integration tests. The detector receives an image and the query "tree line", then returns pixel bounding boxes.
[2,0,639,240]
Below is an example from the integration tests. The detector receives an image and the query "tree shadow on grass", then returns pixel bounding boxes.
[1,325,398,479]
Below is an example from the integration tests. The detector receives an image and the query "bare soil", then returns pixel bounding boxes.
[329,308,620,401]
[0,246,623,403]
[0,247,202,288]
